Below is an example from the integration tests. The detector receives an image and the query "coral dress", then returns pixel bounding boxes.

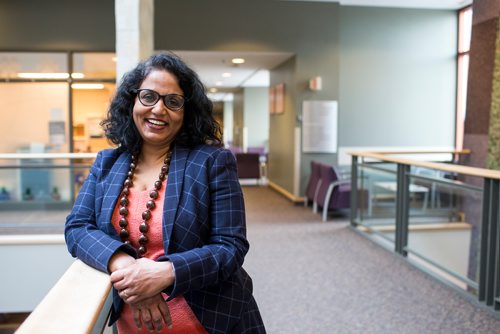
[111,180,207,334]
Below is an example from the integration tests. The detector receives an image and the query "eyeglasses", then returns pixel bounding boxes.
[134,89,186,111]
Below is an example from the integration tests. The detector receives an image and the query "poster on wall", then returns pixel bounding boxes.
[49,121,66,146]
[274,83,285,114]
[302,100,338,153]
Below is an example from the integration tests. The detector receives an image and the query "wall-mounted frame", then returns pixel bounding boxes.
[269,86,276,114]
[269,83,285,115]
[274,83,285,114]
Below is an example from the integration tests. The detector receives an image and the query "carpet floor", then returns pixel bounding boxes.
[242,186,500,334]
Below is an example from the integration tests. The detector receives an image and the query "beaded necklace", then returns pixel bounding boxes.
[118,150,172,256]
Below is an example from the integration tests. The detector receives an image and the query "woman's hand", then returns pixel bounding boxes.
[111,258,175,304]
[131,294,172,332]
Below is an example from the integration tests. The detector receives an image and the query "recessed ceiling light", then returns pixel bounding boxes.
[222,72,232,78]
[231,58,245,64]
[215,81,223,86]
[209,87,218,93]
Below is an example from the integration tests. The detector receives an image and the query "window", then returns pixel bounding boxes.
[456,6,472,151]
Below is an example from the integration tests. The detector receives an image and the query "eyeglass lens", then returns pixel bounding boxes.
[138,89,185,110]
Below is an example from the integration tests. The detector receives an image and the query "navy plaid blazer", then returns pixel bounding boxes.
[65,144,265,333]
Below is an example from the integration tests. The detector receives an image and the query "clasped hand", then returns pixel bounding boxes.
[110,258,175,331]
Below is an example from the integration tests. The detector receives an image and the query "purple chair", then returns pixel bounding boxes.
[305,161,322,207]
[235,153,261,179]
[314,163,351,222]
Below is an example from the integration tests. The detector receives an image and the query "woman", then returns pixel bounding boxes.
[65,52,265,333]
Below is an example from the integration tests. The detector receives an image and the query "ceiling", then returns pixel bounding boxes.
[169,0,471,102]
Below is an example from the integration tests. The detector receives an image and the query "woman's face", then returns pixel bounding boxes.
[133,69,185,150]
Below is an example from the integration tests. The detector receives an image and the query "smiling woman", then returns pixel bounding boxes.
[65,52,266,334]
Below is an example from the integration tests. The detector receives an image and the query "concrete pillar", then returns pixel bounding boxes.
[115,0,154,82]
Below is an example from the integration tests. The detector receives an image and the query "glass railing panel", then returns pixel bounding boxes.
[356,161,398,245]
[0,154,94,235]
[406,169,483,294]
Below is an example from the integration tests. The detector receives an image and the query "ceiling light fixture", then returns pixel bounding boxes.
[209,87,218,93]
[215,81,223,86]
[222,72,232,78]
[17,72,85,79]
[231,58,245,64]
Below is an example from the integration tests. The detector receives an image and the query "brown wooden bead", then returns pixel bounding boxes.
[146,200,155,209]
[138,245,147,255]
[120,228,129,238]
[158,173,166,181]
[139,222,149,233]
[154,180,162,190]
[119,207,129,216]
[124,178,133,187]
[138,234,148,245]
[119,217,128,227]
[122,188,129,196]
[161,165,169,173]
[150,190,159,199]
[120,196,129,206]
[142,210,151,220]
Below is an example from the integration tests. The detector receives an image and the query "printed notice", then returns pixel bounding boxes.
[302,100,338,153]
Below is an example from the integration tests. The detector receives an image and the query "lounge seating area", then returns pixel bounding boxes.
[305,160,352,222]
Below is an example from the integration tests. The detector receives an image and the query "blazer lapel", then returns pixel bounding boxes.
[100,151,131,236]
[163,145,188,250]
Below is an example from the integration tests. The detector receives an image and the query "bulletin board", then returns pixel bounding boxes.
[302,100,338,153]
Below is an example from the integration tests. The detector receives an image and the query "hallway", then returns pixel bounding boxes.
[242,186,500,333]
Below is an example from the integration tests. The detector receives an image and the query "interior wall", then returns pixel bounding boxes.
[223,100,234,146]
[269,57,297,193]
[0,0,115,51]
[232,89,244,148]
[243,87,269,150]
[339,7,457,150]
[0,1,461,199]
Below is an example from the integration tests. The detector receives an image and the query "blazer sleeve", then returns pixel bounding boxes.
[162,148,249,297]
[64,151,136,273]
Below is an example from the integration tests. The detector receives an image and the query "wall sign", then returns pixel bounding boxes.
[302,100,338,153]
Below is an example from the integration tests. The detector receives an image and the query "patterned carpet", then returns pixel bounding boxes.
[242,186,500,334]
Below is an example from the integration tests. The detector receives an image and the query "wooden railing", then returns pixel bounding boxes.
[16,260,112,334]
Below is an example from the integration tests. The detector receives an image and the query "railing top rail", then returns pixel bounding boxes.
[349,151,500,180]
[0,153,97,160]
[355,149,470,155]
[16,260,111,334]
[0,234,65,245]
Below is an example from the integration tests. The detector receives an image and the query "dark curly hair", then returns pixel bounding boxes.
[102,52,222,153]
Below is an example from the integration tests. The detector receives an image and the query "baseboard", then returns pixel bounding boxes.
[268,181,306,204]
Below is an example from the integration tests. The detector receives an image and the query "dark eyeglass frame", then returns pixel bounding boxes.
[133,88,187,111]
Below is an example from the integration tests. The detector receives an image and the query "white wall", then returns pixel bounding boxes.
[223,100,234,146]
[243,87,269,150]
